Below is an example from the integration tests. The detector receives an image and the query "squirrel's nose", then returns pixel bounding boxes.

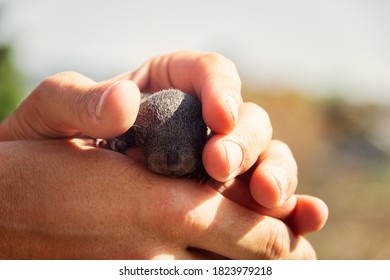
[148,151,197,177]
[166,151,181,173]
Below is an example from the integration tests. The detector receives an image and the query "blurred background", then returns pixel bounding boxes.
[0,0,389,259]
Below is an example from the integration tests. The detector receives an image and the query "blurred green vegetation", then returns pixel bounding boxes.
[0,44,22,121]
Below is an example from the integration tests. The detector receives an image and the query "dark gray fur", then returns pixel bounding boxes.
[108,89,209,181]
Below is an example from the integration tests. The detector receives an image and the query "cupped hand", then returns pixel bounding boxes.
[0,50,328,238]
[113,51,298,209]
[1,51,297,210]
[112,50,328,234]
[0,138,320,259]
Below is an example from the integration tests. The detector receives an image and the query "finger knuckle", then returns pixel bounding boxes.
[202,52,230,65]
[38,71,78,91]
[257,105,273,137]
[271,140,292,154]
[243,102,273,150]
[244,103,272,134]
[269,140,298,181]
[196,52,238,75]
[289,173,299,191]
[262,224,290,259]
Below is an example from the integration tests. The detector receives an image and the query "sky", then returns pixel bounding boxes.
[1,0,390,104]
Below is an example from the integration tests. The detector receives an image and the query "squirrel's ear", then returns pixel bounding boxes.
[107,127,137,154]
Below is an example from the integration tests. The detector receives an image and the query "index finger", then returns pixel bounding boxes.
[113,51,243,134]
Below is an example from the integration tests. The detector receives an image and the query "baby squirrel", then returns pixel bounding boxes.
[108,89,210,182]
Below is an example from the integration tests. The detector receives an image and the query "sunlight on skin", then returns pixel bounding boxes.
[151,254,175,260]
[60,139,319,259]
[69,138,95,149]
[185,193,225,233]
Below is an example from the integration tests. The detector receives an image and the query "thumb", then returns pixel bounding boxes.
[0,71,140,140]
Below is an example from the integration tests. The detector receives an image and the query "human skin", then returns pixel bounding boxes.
[0,51,328,259]
[0,138,321,259]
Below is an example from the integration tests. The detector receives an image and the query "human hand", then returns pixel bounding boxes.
[112,51,313,207]
[0,138,318,259]
[0,51,298,210]
[0,50,328,256]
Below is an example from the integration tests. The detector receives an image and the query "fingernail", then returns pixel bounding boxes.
[95,81,121,120]
[223,140,243,179]
[225,95,239,124]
